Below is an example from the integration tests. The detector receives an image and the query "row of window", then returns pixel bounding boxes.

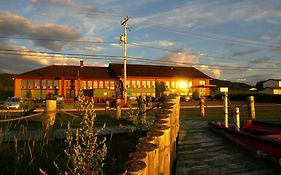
[22,80,59,90]
[21,79,204,90]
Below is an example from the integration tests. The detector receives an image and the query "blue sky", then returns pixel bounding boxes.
[0,0,281,84]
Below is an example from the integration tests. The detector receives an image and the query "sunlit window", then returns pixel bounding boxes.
[28,80,34,89]
[93,81,98,88]
[110,81,115,89]
[41,80,46,89]
[126,81,130,88]
[105,81,109,89]
[48,80,53,89]
[99,81,104,88]
[171,81,175,88]
[199,80,206,85]
[81,81,86,89]
[166,81,170,88]
[142,81,146,88]
[87,81,93,89]
[22,80,27,89]
[35,80,40,89]
[152,81,155,88]
[147,81,151,88]
[132,81,136,88]
[54,80,59,89]
[137,80,141,88]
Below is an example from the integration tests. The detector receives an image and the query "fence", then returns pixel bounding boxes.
[124,94,180,175]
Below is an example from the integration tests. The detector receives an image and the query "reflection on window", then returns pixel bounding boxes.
[28,80,34,89]
[41,80,46,89]
[93,81,98,89]
[87,81,93,89]
[54,80,59,89]
[48,80,53,89]
[199,80,206,85]
[147,81,151,88]
[142,81,146,88]
[137,80,141,88]
[22,80,27,89]
[99,81,104,88]
[81,81,86,89]
[132,81,136,88]
[105,81,109,89]
[171,81,175,88]
[110,81,115,89]
[152,81,155,88]
[166,81,170,88]
[35,80,40,89]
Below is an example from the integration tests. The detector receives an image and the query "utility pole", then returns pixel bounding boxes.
[120,16,129,105]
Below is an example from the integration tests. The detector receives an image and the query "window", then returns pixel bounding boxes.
[41,80,46,89]
[54,80,59,89]
[132,80,136,88]
[142,81,146,88]
[105,81,109,89]
[87,81,93,89]
[166,81,170,88]
[99,81,104,88]
[93,81,98,88]
[137,80,141,88]
[81,81,86,89]
[152,81,155,88]
[199,80,206,85]
[28,80,34,89]
[126,81,130,88]
[171,81,175,88]
[147,81,151,88]
[34,80,40,89]
[110,81,115,89]
[22,80,27,89]
[189,81,193,87]
[48,80,53,89]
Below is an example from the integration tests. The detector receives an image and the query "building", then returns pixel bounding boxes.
[261,79,281,95]
[14,62,212,101]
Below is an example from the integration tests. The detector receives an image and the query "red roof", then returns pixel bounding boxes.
[16,65,114,79]
[109,63,211,79]
[16,64,211,80]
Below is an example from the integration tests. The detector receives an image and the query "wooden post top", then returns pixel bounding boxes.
[124,160,146,173]
[136,142,158,152]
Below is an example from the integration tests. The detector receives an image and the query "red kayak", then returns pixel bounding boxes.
[208,120,281,165]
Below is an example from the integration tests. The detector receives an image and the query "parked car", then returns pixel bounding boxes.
[4,97,23,109]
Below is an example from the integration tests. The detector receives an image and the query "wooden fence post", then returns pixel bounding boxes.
[147,129,165,175]
[43,99,56,142]
[247,96,256,119]
[124,160,146,175]
[116,99,122,120]
[224,91,229,128]
[150,123,171,175]
[129,151,148,175]
[200,96,205,117]
[136,142,159,175]
[235,107,240,130]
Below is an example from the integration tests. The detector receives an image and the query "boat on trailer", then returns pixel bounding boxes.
[208,120,281,166]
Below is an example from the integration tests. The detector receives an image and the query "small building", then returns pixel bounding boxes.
[14,62,212,102]
[261,79,281,95]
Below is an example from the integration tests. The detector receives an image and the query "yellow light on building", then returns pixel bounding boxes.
[179,81,187,89]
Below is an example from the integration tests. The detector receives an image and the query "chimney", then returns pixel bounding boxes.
[80,60,84,68]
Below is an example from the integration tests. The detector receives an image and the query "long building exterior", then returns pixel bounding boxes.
[14,62,212,101]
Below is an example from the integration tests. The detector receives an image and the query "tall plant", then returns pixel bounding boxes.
[65,90,107,174]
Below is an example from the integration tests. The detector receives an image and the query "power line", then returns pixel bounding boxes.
[0,36,119,45]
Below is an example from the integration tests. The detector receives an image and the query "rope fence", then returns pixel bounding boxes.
[0,113,43,123]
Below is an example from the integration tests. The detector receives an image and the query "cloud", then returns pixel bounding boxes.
[0,41,80,73]
[248,57,271,65]
[32,0,75,5]
[135,40,175,47]
[0,11,80,51]
[133,1,281,29]
[231,49,259,57]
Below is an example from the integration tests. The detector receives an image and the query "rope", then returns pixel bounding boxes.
[137,102,161,116]
[62,111,80,118]
[0,113,43,123]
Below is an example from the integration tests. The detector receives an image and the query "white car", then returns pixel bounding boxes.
[4,97,23,109]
